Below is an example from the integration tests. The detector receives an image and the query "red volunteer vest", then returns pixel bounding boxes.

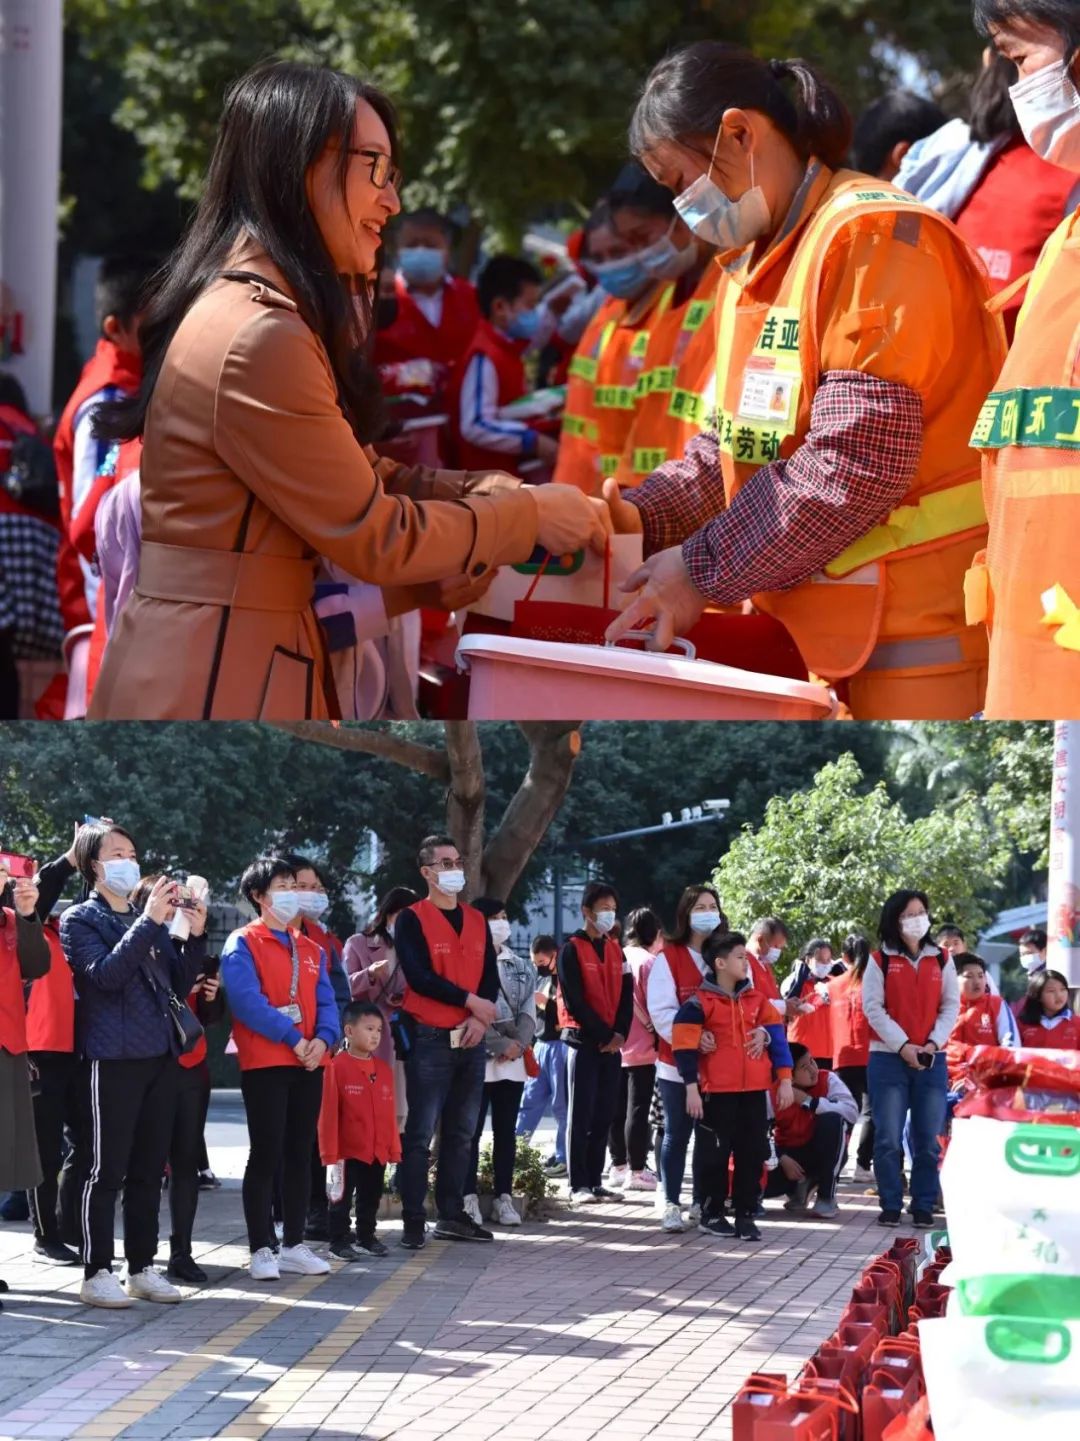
[746,950,782,1001]
[869,950,944,1049]
[657,944,705,1065]
[1018,1013,1080,1050]
[451,319,530,472]
[556,934,624,1032]
[231,922,325,1071]
[402,900,486,1029]
[788,975,834,1062]
[773,1072,830,1151]
[318,1049,402,1166]
[374,274,481,375]
[828,972,870,1069]
[0,911,29,1055]
[302,918,343,969]
[25,922,74,1053]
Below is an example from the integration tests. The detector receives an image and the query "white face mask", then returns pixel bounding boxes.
[593,909,617,934]
[296,890,329,920]
[673,129,772,251]
[1020,951,1045,973]
[692,910,722,935]
[267,891,301,926]
[900,914,930,943]
[812,960,833,978]
[763,947,782,965]
[435,868,466,896]
[1010,59,1080,172]
[489,919,512,947]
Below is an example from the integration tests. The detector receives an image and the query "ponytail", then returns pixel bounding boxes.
[631,41,852,172]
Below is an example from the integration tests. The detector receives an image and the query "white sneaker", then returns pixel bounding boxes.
[625,1169,658,1192]
[687,1202,702,1226]
[607,1164,629,1188]
[80,1270,133,1308]
[463,1194,483,1226]
[570,1188,598,1206]
[250,1247,280,1281]
[662,1202,685,1233]
[853,1164,874,1184]
[124,1267,181,1304]
[278,1244,330,1276]
[494,1194,521,1226]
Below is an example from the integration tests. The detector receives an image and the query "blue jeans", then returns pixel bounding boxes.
[868,1049,947,1213]
[515,1039,568,1163]
[657,1077,706,1207]
[399,1026,486,1225]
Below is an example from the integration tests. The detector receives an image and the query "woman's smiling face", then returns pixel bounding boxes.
[307,98,402,277]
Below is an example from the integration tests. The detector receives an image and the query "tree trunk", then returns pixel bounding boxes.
[444,721,486,897]
[481,723,582,899]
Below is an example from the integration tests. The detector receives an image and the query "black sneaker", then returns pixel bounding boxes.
[592,1186,621,1201]
[734,1217,762,1242]
[329,1242,364,1262]
[911,1210,935,1229]
[433,1215,494,1242]
[543,1159,567,1177]
[197,1170,221,1190]
[33,1238,81,1266]
[166,1252,208,1284]
[400,1223,427,1250]
[303,1213,330,1242]
[878,1209,902,1227]
[699,1213,734,1237]
[356,1237,388,1257]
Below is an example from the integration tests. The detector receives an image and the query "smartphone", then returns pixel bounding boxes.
[202,956,221,979]
[173,883,197,910]
[0,852,35,879]
[917,1050,935,1069]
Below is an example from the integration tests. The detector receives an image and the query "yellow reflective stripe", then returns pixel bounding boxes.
[599,454,622,477]
[561,414,598,442]
[630,330,650,360]
[594,385,637,411]
[568,355,598,383]
[668,388,707,425]
[632,446,669,475]
[637,364,677,398]
[1042,584,1080,651]
[824,479,986,578]
[683,298,715,333]
[1017,213,1074,330]
[714,409,786,466]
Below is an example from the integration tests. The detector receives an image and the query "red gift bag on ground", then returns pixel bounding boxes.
[734,1377,858,1441]
[732,1374,788,1441]
[862,1370,925,1441]
[881,1395,933,1441]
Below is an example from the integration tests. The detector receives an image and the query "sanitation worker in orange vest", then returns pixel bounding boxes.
[392,834,500,1250]
[604,42,1007,720]
[781,938,846,1067]
[945,953,1018,1086]
[221,856,338,1284]
[862,890,960,1229]
[964,2,1080,717]
[557,880,633,1205]
[764,1044,858,1220]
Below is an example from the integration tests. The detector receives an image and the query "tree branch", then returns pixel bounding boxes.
[445,722,487,894]
[271,722,451,782]
[481,723,582,899]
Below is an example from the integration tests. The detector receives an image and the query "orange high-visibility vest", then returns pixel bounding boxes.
[616,267,718,486]
[967,205,1080,717]
[590,282,675,494]
[713,167,1005,684]
[553,297,623,493]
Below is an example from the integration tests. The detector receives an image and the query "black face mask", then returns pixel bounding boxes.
[376,297,399,330]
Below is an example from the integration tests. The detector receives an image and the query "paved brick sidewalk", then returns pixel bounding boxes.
[0,1113,892,1441]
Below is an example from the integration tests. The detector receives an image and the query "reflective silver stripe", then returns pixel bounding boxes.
[863,635,965,672]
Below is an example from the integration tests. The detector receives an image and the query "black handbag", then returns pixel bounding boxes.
[141,953,204,1057]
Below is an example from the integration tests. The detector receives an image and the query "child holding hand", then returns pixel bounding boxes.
[673,931,793,1242]
[318,1002,401,1261]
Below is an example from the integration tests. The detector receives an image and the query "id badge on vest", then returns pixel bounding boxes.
[276,934,303,1026]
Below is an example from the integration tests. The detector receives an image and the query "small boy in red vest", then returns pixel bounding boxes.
[945,953,1017,1085]
[765,1044,858,1220]
[453,254,552,476]
[319,1002,400,1261]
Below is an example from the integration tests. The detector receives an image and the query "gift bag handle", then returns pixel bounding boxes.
[522,539,613,608]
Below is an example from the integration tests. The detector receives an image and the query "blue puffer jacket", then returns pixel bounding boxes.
[60,893,207,1061]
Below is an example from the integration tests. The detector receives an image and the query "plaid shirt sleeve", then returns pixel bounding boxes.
[629,429,728,556]
[675,371,923,607]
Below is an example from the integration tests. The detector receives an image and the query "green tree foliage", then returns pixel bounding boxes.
[714,752,1011,966]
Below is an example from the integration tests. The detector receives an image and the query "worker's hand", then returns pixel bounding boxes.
[604,545,707,652]
[466,994,497,1026]
[699,1029,717,1054]
[779,1155,806,1183]
[304,1039,328,1071]
[774,1080,795,1111]
[602,477,644,536]
[12,877,39,917]
[899,1042,924,1070]
[532,482,611,557]
[461,1016,488,1049]
[744,1027,768,1060]
[685,1083,703,1120]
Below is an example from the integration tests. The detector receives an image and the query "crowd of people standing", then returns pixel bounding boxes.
[1,820,1074,1311]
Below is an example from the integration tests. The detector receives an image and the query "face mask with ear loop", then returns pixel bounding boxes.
[1010,57,1080,171]
[672,122,772,251]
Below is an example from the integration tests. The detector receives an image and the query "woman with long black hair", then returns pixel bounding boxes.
[90,60,607,720]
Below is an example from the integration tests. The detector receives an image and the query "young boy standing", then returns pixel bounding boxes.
[318,1003,400,1261]
[673,932,793,1242]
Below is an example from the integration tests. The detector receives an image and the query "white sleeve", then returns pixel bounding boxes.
[820,1071,859,1127]
[930,960,962,1050]
[70,390,114,526]
[646,954,679,1043]
[459,354,531,455]
[861,955,909,1053]
[997,999,1020,1046]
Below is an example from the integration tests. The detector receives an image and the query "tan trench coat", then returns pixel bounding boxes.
[89,261,538,719]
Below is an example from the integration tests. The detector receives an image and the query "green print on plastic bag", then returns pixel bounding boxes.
[984,1317,1072,1366]
[1004,1126,1080,1179]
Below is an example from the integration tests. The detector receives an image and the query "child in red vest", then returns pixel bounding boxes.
[766,1045,858,1219]
[946,953,1018,1084]
[319,1002,400,1261]
[673,931,794,1242]
[1016,969,1080,1051]
[453,254,552,476]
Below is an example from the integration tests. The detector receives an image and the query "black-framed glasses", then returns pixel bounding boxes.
[344,147,403,192]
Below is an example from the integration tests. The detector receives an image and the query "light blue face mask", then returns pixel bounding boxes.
[101,858,141,898]
[398,246,447,286]
[587,253,653,300]
[638,223,700,281]
[672,130,771,252]
[507,307,542,341]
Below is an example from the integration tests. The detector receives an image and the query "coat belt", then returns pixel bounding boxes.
[135,542,317,612]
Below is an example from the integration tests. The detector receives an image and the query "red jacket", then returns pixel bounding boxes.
[231,922,326,1071]
[772,1072,830,1150]
[0,911,29,1055]
[318,1048,401,1165]
[401,899,486,1029]
[25,922,74,1054]
[828,971,870,1068]
[656,944,705,1065]
[374,274,480,375]
[672,985,790,1094]
[557,933,625,1033]
[1017,1012,1080,1050]
[868,950,943,1049]
[451,319,530,472]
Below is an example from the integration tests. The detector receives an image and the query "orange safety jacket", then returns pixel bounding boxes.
[553,298,623,493]
[967,205,1080,717]
[616,267,718,486]
[712,166,1005,684]
[401,899,486,1030]
[591,282,676,493]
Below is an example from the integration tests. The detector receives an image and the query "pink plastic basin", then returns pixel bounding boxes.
[455,635,835,721]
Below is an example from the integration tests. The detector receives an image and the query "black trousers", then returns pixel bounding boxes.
[0,629,17,719]
[699,1090,769,1219]
[76,1055,179,1279]
[169,1061,210,1256]
[765,1110,848,1203]
[329,1159,386,1244]
[566,1045,622,1192]
[608,1063,656,1171]
[308,1140,328,1220]
[836,1064,874,1170]
[467,1079,526,1197]
[28,1051,82,1246]
[240,1066,323,1252]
